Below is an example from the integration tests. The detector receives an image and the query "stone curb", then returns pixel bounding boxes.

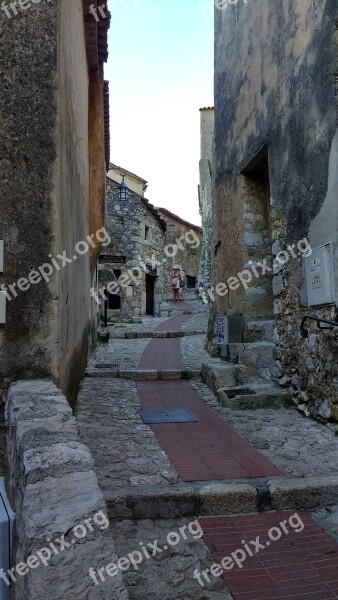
[106,474,338,520]
[85,369,202,380]
[6,380,129,600]
[110,330,206,339]
[268,475,338,511]
[106,482,258,520]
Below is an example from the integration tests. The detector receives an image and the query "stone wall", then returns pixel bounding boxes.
[5,380,129,600]
[157,210,203,295]
[101,178,167,318]
[212,0,338,422]
[0,0,108,399]
[198,108,214,289]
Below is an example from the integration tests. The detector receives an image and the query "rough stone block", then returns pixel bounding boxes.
[268,475,338,511]
[198,483,258,515]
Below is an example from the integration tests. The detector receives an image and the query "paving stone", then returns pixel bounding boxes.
[110,518,234,600]
[191,382,338,478]
[76,378,181,495]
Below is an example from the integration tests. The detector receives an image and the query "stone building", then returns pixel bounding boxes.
[156,208,203,294]
[210,0,338,423]
[0,3,133,600]
[198,107,214,289]
[0,0,111,399]
[99,166,168,319]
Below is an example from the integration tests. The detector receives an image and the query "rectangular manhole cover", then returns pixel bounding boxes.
[95,363,119,369]
[223,388,256,399]
[139,409,198,424]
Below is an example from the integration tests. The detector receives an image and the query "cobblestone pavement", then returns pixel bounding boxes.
[310,504,338,543]
[110,518,232,600]
[191,382,338,477]
[181,335,213,370]
[88,338,151,370]
[76,378,181,494]
[181,310,208,333]
[109,317,170,338]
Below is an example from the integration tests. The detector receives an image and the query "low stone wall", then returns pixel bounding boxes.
[6,380,129,600]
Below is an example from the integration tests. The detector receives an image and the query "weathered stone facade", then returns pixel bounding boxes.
[0,0,110,399]
[100,174,168,319]
[211,0,338,423]
[157,209,203,295]
[198,108,214,290]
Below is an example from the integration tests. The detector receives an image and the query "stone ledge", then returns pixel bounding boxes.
[85,369,202,380]
[6,379,129,600]
[111,329,206,339]
[268,475,338,511]
[106,482,258,520]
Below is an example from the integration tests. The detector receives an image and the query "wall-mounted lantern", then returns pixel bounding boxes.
[119,177,129,201]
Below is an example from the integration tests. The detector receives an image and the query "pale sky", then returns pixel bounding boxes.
[106,0,214,226]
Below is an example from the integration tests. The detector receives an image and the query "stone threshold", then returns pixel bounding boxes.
[110,330,206,339]
[105,474,338,520]
[85,370,202,380]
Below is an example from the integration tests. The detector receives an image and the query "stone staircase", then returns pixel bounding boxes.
[203,318,290,409]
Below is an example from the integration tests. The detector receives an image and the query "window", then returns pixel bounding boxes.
[187,276,197,288]
[144,226,151,241]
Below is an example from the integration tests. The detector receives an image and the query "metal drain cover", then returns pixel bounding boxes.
[95,363,119,369]
[223,388,256,399]
[140,409,198,424]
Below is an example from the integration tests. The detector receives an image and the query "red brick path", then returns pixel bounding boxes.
[199,512,338,599]
[138,313,193,370]
[138,338,184,370]
[137,380,282,481]
[155,312,194,332]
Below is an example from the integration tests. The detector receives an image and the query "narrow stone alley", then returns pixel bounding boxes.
[75,295,338,600]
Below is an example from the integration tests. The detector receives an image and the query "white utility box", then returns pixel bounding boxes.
[0,293,6,325]
[304,242,336,307]
[0,242,3,273]
[0,478,15,600]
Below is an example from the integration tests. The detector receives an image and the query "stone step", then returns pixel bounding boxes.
[105,474,338,520]
[109,329,206,340]
[225,341,276,380]
[246,319,276,342]
[217,384,293,410]
[202,362,244,394]
[85,368,202,381]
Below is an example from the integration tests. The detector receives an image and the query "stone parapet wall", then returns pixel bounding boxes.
[5,380,129,600]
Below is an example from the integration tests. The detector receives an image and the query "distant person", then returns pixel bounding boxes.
[171,268,186,303]
[171,268,181,303]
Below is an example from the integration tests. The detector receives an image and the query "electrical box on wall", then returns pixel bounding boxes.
[304,242,335,307]
[0,478,15,600]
